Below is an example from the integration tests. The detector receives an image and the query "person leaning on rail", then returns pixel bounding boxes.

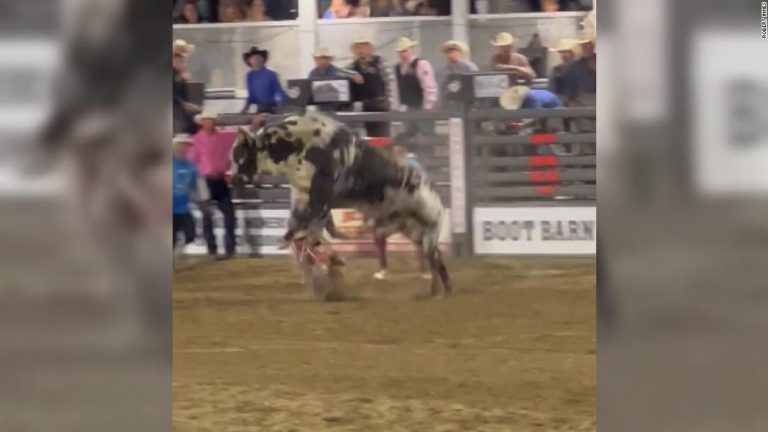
[173,39,201,135]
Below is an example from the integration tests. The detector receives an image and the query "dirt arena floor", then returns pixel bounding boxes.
[173,256,595,431]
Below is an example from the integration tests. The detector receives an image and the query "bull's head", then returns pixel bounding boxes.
[230,127,262,187]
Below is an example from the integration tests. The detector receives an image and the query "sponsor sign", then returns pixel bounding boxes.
[692,31,768,196]
[473,207,596,255]
[328,209,452,253]
[184,208,291,255]
[182,208,452,255]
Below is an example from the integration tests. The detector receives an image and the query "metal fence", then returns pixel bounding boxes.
[206,100,595,256]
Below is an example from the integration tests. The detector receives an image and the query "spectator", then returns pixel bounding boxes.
[501,85,562,109]
[323,0,369,18]
[241,46,284,114]
[347,36,394,137]
[246,0,272,21]
[548,39,579,133]
[500,85,562,133]
[172,135,198,251]
[548,39,578,100]
[564,32,596,131]
[490,32,536,79]
[188,110,237,259]
[390,0,410,16]
[393,37,438,136]
[370,0,393,17]
[435,40,479,105]
[308,47,356,112]
[175,0,206,23]
[309,47,340,79]
[219,0,245,22]
[413,0,437,15]
[173,40,200,134]
[541,0,559,12]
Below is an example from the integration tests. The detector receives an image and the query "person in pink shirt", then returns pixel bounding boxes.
[393,37,438,137]
[188,110,237,259]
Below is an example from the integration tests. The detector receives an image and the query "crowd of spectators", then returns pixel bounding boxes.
[173,0,297,23]
[173,0,592,24]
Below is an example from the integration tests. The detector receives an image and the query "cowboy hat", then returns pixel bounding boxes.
[242,46,269,64]
[442,40,469,54]
[499,85,530,110]
[351,35,373,45]
[173,39,195,56]
[490,32,515,47]
[395,36,418,52]
[312,47,334,59]
[549,39,579,52]
[577,31,596,44]
[194,109,218,124]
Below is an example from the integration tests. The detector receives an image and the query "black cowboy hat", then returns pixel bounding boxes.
[242,46,269,64]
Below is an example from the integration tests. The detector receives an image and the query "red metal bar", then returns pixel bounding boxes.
[529,133,558,145]
[534,186,556,196]
[529,171,560,183]
[528,155,559,168]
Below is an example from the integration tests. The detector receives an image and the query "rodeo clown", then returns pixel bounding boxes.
[230,111,453,296]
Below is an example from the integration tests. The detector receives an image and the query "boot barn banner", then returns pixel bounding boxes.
[184,208,452,256]
[473,207,596,255]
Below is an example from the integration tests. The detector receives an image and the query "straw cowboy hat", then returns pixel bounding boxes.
[351,35,373,46]
[173,39,195,56]
[577,30,596,44]
[312,47,334,59]
[549,39,579,53]
[442,40,469,54]
[499,85,530,110]
[490,32,515,47]
[242,46,269,65]
[194,109,218,124]
[395,37,418,52]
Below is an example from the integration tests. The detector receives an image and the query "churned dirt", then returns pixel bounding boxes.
[173,256,595,431]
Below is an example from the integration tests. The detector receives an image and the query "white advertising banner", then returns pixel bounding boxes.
[183,208,452,256]
[473,207,596,255]
[328,208,452,253]
[184,208,291,255]
[691,31,768,196]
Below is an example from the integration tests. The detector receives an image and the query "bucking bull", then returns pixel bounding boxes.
[230,112,452,297]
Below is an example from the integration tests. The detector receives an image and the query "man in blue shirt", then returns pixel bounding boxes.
[172,136,198,249]
[241,46,284,114]
[500,86,563,135]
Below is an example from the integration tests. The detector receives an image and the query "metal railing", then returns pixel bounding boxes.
[209,102,595,256]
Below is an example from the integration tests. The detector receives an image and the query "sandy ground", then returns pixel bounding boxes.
[173,256,595,431]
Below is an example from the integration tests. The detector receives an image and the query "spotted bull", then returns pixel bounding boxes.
[231,112,452,296]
